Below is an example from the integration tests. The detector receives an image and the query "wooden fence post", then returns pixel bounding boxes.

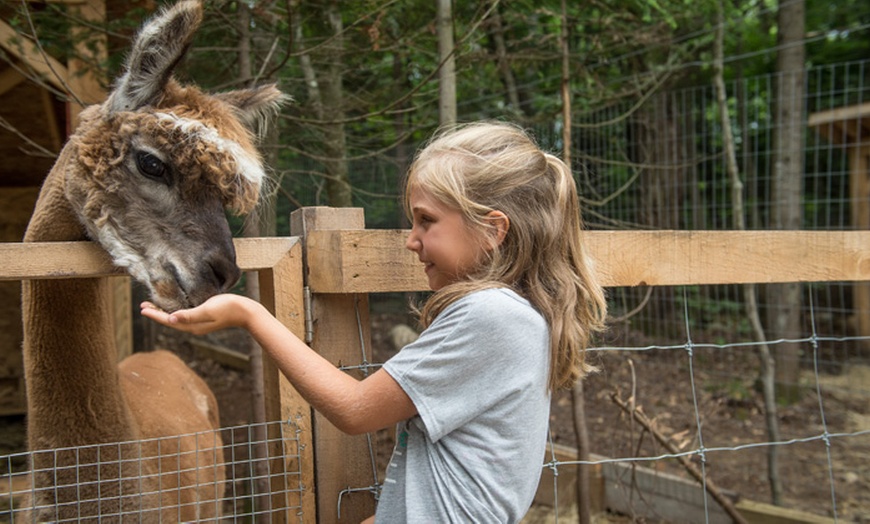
[254,237,316,522]
[291,207,378,523]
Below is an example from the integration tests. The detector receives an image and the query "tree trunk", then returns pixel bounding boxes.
[713,2,783,505]
[560,0,571,170]
[768,0,805,404]
[292,0,352,207]
[321,1,352,207]
[560,3,589,522]
[437,0,456,126]
[636,94,686,230]
[634,93,687,336]
[236,5,274,518]
[571,382,592,524]
[487,3,521,114]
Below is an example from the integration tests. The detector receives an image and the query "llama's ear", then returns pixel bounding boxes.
[214,84,289,136]
[107,0,203,113]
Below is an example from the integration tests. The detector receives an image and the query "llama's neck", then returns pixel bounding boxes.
[22,160,138,450]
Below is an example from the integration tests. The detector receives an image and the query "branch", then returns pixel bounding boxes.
[610,392,749,524]
[282,0,502,127]
[18,0,84,107]
[0,115,57,158]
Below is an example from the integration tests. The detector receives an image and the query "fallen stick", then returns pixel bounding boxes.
[610,392,748,524]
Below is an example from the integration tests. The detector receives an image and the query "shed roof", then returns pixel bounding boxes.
[808,102,870,145]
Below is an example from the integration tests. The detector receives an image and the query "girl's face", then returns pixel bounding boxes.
[405,187,489,291]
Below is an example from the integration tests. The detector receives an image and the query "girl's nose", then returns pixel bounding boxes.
[405,228,421,252]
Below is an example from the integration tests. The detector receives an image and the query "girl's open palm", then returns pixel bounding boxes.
[140,293,257,336]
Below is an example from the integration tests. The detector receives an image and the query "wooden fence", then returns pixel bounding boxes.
[2,205,869,522]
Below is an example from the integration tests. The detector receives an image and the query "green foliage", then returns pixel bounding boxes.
[2,3,73,64]
[676,286,752,341]
[10,0,869,230]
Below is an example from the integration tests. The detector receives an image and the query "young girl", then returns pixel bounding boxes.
[141,121,607,523]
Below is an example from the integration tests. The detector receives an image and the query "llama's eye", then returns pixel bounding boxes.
[135,151,168,182]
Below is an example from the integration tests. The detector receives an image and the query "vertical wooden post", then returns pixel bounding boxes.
[291,207,378,524]
[66,0,107,123]
[257,238,317,522]
[851,145,870,348]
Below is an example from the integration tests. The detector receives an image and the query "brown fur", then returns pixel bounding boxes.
[20,1,285,520]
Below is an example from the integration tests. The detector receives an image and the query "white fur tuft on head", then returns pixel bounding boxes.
[154,112,266,187]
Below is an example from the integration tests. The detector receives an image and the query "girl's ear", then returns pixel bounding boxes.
[484,210,510,247]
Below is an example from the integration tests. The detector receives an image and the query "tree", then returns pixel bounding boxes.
[436,0,456,126]
[291,0,352,207]
[768,0,805,403]
[713,1,783,505]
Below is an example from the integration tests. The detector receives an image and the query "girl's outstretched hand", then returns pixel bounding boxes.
[140,293,257,336]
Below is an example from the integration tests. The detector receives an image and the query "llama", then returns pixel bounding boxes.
[20,1,284,520]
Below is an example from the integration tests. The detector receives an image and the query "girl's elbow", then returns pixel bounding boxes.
[343,423,371,436]
[327,409,375,436]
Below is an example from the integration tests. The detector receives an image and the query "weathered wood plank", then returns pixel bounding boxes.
[595,230,870,287]
[735,499,836,524]
[256,240,315,522]
[306,230,870,292]
[0,237,298,280]
[0,19,69,92]
[5,230,870,289]
[808,101,870,144]
[290,207,377,524]
[307,229,419,292]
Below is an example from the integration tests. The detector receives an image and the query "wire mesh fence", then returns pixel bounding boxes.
[0,420,303,523]
[531,285,870,522]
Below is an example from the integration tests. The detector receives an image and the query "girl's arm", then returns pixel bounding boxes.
[140,294,417,435]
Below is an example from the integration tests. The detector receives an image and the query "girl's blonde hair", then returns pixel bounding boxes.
[405,121,607,390]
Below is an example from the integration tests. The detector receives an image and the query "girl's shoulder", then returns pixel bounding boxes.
[458,286,525,307]
[447,287,544,327]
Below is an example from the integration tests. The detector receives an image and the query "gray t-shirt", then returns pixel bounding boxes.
[377,288,551,523]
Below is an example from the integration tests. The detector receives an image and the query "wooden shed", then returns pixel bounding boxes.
[808,102,870,346]
[0,0,137,415]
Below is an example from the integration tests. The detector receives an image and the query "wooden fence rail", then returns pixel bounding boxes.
[3,206,870,522]
[6,230,869,287]
[306,228,870,292]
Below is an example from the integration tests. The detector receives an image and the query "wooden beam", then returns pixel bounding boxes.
[66,0,107,125]
[256,239,316,522]
[735,499,836,524]
[0,19,68,92]
[4,230,870,289]
[851,146,870,349]
[40,87,63,153]
[306,229,870,292]
[0,237,298,280]
[290,207,376,524]
[590,230,870,287]
[0,66,26,97]
[808,102,870,145]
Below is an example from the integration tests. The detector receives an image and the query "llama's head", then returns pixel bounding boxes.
[62,0,285,311]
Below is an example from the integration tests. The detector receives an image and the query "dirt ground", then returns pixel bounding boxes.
[1,304,868,522]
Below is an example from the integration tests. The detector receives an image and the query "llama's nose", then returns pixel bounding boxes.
[205,254,241,293]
